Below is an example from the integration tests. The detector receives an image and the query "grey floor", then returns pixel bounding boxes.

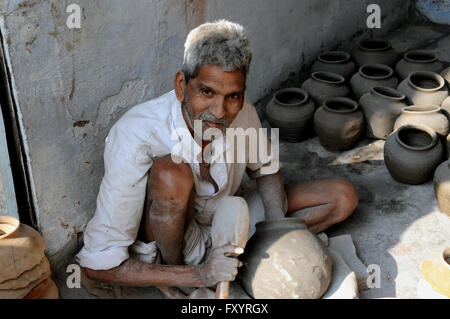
[53,19,450,299]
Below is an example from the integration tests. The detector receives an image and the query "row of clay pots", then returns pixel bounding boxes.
[0,216,59,299]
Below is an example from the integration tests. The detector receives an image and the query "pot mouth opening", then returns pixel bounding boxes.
[255,217,307,231]
[323,97,358,113]
[395,124,437,151]
[404,50,437,63]
[401,105,441,115]
[311,71,345,84]
[0,216,20,239]
[359,39,391,51]
[372,86,405,100]
[408,71,445,92]
[360,64,393,79]
[318,51,351,64]
[274,88,308,106]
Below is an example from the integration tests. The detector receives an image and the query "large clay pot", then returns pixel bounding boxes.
[359,86,408,139]
[420,248,450,297]
[350,64,398,100]
[0,216,45,283]
[384,124,443,185]
[395,50,444,80]
[393,105,449,137]
[441,67,450,89]
[351,38,398,68]
[314,97,365,151]
[239,218,333,299]
[301,72,350,106]
[265,88,315,142]
[311,51,356,80]
[433,160,450,218]
[397,71,449,106]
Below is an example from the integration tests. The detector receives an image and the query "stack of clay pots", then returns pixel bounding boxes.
[0,216,59,299]
[265,37,450,217]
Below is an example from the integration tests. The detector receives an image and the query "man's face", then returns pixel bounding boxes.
[179,65,246,140]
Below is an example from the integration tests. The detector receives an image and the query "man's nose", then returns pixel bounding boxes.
[209,96,226,119]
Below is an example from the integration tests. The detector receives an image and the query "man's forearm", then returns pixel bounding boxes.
[256,171,287,220]
[84,257,204,287]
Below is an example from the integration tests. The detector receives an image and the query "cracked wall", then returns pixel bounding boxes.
[0,0,410,268]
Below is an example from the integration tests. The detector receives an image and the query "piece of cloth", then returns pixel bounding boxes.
[76,90,279,270]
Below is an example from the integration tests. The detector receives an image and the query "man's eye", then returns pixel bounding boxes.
[229,93,240,100]
[202,89,212,96]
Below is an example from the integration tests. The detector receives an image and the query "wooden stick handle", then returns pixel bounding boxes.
[216,281,230,299]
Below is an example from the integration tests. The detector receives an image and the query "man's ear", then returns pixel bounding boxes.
[174,71,186,102]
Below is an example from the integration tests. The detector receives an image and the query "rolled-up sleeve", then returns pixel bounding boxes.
[76,129,154,270]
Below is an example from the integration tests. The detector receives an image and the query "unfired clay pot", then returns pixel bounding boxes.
[420,247,450,297]
[359,86,408,139]
[393,105,449,137]
[395,50,444,80]
[314,97,365,151]
[311,51,356,80]
[441,96,450,114]
[433,160,450,218]
[301,72,350,106]
[397,71,449,106]
[0,216,46,283]
[350,64,398,100]
[384,124,443,185]
[265,88,315,142]
[351,38,398,68]
[239,218,333,299]
[441,67,450,88]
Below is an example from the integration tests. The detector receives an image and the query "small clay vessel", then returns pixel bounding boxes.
[384,124,443,185]
[311,51,356,80]
[441,96,450,115]
[441,67,450,89]
[359,86,408,139]
[301,72,350,106]
[239,218,332,299]
[351,38,399,67]
[395,50,444,80]
[314,97,365,151]
[265,88,315,142]
[393,105,449,137]
[434,160,450,218]
[397,71,449,106]
[420,247,450,297]
[0,216,46,282]
[350,64,398,100]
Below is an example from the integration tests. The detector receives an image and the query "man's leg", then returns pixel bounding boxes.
[139,155,195,265]
[284,179,358,234]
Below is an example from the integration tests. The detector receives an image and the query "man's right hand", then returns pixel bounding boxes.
[197,244,244,287]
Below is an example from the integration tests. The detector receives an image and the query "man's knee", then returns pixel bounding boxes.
[331,179,359,222]
[149,155,194,205]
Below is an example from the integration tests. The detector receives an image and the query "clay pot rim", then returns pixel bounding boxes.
[403,50,438,64]
[359,64,393,80]
[401,105,442,115]
[255,217,307,231]
[273,88,309,107]
[371,86,405,100]
[311,71,345,84]
[358,38,391,52]
[395,124,438,151]
[408,71,445,92]
[323,97,359,113]
[318,51,351,64]
[0,215,20,239]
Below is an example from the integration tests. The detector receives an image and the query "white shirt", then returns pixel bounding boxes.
[76,90,279,270]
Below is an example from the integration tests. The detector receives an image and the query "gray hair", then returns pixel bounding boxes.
[182,20,252,83]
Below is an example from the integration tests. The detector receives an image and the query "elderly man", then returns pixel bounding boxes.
[76,20,358,298]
